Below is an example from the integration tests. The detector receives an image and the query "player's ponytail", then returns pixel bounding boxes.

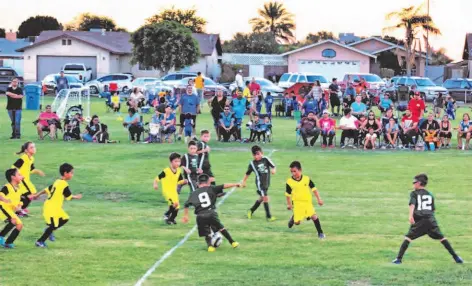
[16,141,33,155]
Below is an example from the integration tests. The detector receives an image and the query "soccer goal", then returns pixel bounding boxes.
[51,88,91,120]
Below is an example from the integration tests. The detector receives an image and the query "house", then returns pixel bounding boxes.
[0,30,27,76]
[17,30,222,82]
[461,33,472,78]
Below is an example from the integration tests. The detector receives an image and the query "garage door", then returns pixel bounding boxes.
[297,60,360,82]
[37,56,97,82]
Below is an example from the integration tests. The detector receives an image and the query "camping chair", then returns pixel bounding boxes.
[125,115,145,142]
[294,111,305,146]
[33,119,62,140]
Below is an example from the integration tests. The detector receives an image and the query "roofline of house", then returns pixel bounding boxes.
[280,39,377,58]
[371,46,429,59]
[348,36,399,48]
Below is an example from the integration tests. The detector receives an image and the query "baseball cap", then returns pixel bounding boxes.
[238,70,242,73]
[322,110,330,114]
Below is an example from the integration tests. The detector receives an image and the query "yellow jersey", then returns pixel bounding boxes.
[44,179,72,214]
[243,87,251,99]
[0,183,21,210]
[285,175,316,202]
[156,167,184,194]
[111,95,120,104]
[195,76,204,89]
[12,154,34,182]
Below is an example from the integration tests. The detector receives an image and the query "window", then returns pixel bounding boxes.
[460,81,471,89]
[289,75,298,83]
[163,74,176,81]
[279,73,290,82]
[398,78,406,85]
[298,75,307,82]
[112,75,128,81]
[98,75,113,82]
[62,39,66,45]
[307,75,328,83]
[406,78,415,86]
[67,39,72,45]
[415,78,435,87]
[322,49,336,58]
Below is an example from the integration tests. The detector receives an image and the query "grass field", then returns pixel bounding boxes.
[0,96,471,286]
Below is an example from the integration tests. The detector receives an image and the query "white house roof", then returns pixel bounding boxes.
[280,39,377,59]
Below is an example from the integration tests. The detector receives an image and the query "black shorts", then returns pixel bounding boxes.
[202,167,214,178]
[257,186,269,196]
[406,217,444,240]
[197,212,224,237]
[330,94,340,106]
[439,132,452,139]
[179,114,197,127]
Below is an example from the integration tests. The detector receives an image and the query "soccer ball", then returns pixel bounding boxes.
[211,232,223,248]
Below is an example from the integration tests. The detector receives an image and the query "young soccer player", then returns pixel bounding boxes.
[182,174,241,252]
[0,169,25,248]
[12,141,45,216]
[181,141,202,193]
[242,145,276,222]
[153,153,187,224]
[285,161,325,239]
[33,163,82,247]
[392,173,463,264]
[197,130,215,185]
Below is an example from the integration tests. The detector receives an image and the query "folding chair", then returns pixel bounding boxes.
[294,111,304,146]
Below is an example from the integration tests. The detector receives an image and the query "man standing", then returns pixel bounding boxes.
[329,78,341,116]
[230,90,250,140]
[249,77,261,94]
[195,72,205,109]
[6,78,23,139]
[56,71,69,93]
[235,70,244,92]
[179,86,200,139]
[408,92,425,121]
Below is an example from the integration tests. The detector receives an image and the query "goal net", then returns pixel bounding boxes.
[51,88,91,119]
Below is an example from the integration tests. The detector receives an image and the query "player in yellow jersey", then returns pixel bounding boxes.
[0,169,25,248]
[153,153,187,225]
[32,163,82,248]
[12,142,45,216]
[285,161,325,239]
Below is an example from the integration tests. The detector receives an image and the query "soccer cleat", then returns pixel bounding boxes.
[170,220,177,225]
[288,219,294,229]
[454,256,464,264]
[318,233,326,240]
[321,144,327,148]
[3,243,14,249]
[165,219,172,225]
[247,210,252,219]
[267,217,276,222]
[392,258,402,264]
[208,246,216,252]
[49,233,56,242]
[162,214,169,221]
[231,242,240,249]
[35,241,47,248]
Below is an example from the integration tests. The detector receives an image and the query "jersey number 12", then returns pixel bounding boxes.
[198,192,211,208]
[417,195,432,211]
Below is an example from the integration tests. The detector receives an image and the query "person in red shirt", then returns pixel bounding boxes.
[36,105,60,140]
[400,109,419,148]
[408,93,425,121]
[319,110,336,148]
[249,77,261,94]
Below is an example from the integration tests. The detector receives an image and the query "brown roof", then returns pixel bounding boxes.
[17,30,221,56]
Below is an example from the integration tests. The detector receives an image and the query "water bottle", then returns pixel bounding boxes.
[429,142,435,151]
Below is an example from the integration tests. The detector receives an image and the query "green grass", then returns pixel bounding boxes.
[0,96,471,286]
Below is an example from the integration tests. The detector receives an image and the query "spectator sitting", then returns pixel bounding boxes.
[350,96,367,118]
[420,113,440,150]
[302,95,319,117]
[63,113,82,141]
[439,115,452,148]
[110,92,121,112]
[319,110,336,148]
[360,91,370,106]
[378,94,393,114]
[248,113,260,142]
[219,106,237,142]
[445,95,456,120]
[399,109,419,148]
[160,105,177,143]
[385,117,399,148]
[457,113,472,150]
[339,108,359,148]
[344,82,356,98]
[36,105,60,140]
[343,93,355,112]
[361,111,382,150]
[148,108,162,143]
[128,87,145,109]
[156,96,167,115]
[297,111,320,147]
[123,108,143,143]
[82,115,105,143]
[183,113,194,143]
[256,115,271,143]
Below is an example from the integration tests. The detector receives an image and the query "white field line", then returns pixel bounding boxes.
[134,150,277,286]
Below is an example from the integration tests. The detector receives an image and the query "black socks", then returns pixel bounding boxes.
[5,228,20,244]
[441,239,458,258]
[397,240,410,260]
[313,218,323,235]
[220,229,235,244]
[205,235,212,247]
[0,222,14,237]
[250,200,261,213]
[263,202,272,218]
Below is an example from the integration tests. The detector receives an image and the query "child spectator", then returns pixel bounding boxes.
[264,92,274,118]
[183,113,194,143]
[148,109,162,143]
[385,117,399,148]
[255,94,263,114]
[63,113,82,141]
[111,92,121,112]
[248,114,260,142]
[283,93,293,117]
[445,95,456,120]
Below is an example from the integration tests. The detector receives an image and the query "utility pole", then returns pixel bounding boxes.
[425,0,430,77]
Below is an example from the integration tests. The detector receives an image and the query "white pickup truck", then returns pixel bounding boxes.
[62,63,93,83]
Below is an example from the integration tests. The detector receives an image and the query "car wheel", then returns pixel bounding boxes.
[89,85,98,95]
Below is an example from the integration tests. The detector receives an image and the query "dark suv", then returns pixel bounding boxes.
[0,67,23,92]
[443,78,472,101]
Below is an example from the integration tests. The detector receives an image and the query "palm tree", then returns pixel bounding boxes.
[250,1,296,44]
[383,5,441,76]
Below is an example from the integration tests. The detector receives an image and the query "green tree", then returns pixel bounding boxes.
[146,6,207,33]
[17,16,62,38]
[304,31,335,44]
[250,1,296,43]
[384,5,441,75]
[222,32,279,54]
[131,21,199,75]
[431,48,453,65]
[382,35,405,46]
[0,28,5,38]
[65,13,119,31]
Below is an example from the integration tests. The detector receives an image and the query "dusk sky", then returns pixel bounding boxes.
[2,0,470,60]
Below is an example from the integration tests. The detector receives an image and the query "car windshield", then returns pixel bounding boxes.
[415,78,436,87]
[244,78,274,87]
[279,74,290,81]
[306,75,328,83]
[64,65,84,71]
[360,74,382,82]
[53,75,81,83]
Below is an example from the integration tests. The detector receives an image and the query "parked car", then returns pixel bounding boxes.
[86,74,134,95]
[41,74,84,94]
[62,63,93,83]
[132,77,160,90]
[229,77,284,98]
[278,72,330,89]
[443,78,472,102]
[142,82,173,99]
[384,76,402,97]
[339,73,385,93]
[0,67,23,92]
[161,72,198,87]
[175,77,229,98]
[396,76,448,101]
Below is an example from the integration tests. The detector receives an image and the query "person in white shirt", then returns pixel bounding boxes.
[128,87,145,109]
[235,70,244,92]
[339,108,359,148]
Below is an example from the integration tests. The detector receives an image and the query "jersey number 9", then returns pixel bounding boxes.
[198,192,211,207]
